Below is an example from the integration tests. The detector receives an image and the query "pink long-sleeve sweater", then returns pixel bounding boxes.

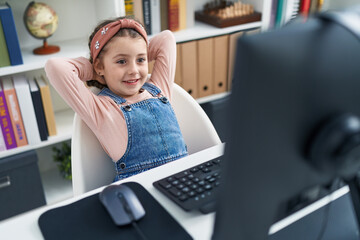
[45,30,177,162]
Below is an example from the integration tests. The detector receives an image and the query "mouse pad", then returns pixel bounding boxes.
[38,182,192,240]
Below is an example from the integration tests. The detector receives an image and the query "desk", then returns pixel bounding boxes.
[0,144,225,240]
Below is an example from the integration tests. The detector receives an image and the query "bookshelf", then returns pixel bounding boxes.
[0,0,266,206]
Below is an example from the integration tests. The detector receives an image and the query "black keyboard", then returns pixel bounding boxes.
[153,157,222,214]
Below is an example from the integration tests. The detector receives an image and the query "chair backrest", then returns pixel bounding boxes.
[71,83,221,196]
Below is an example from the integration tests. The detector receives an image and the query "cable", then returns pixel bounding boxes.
[131,221,149,240]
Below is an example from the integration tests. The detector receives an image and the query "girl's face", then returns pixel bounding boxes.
[95,36,148,98]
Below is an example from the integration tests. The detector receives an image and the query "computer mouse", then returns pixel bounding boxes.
[99,184,146,226]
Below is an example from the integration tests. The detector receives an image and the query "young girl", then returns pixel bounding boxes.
[45,17,188,181]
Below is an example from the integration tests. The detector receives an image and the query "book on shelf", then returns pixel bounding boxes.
[125,0,134,16]
[0,3,23,66]
[185,0,194,29]
[1,77,28,147]
[160,0,168,31]
[35,75,57,137]
[29,77,48,141]
[133,0,144,26]
[178,0,187,31]
[0,83,17,149]
[142,0,152,34]
[299,0,311,17]
[13,75,41,145]
[168,0,179,32]
[150,0,161,35]
[0,18,10,67]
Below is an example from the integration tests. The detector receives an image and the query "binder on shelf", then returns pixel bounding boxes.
[36,75,57,137]
[174,44,183,86]
[13,75,41,145]
[0,83,17,149]
[29,77,48,141]
[197,37,214,98]
[213,35,229,94]
[0,18,10,67]
[1,77,28,147]
[0,3,23,66]
[227,31,244,90]
[180,41,198,98]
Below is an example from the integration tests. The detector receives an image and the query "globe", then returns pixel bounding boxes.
[24,2,60,55]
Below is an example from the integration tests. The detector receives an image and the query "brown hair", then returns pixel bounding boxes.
[87,16,147,88]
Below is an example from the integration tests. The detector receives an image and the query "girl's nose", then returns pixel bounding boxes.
[127,61,138,75]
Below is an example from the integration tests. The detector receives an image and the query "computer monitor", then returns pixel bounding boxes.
[213,7,360,240]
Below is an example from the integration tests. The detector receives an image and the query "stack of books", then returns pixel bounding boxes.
[0,75,57,152]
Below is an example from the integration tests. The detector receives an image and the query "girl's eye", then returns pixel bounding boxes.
[117,59,126,64]
[138,58,146,63]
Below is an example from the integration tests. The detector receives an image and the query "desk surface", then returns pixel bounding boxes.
[0,144,225,240]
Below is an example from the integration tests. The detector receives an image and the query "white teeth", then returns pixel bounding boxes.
[126,79,137,83]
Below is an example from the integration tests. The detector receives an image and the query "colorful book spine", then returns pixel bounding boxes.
[0,18,10,67]
[299,0,311,17]
[0,85,17,149]
[168,0,179,32]
[1,78,28,147]
[125,0,134,17]
[0,3,23,66]
[13,75,41,145]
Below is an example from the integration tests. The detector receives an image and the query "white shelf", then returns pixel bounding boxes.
[0,38,89,77]
[0,108,74,159]
[173,21,262,42]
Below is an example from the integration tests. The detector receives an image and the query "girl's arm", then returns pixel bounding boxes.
[148,30,177,100]
[44,57,109,130]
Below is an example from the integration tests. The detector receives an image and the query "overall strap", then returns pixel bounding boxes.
[97,88,127,104]
[142,82,162,97]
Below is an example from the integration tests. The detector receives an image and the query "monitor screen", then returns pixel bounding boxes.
[212,9,360,240]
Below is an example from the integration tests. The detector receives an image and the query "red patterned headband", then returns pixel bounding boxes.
[90,18,148,63]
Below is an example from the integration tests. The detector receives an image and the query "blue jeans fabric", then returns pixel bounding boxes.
[98,83,188,181]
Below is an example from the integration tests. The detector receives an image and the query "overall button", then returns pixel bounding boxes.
[120,162,126,169]
[160,97,168,103]
[124,105,132,112]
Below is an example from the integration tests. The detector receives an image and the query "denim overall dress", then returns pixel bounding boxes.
[98,83,188,181]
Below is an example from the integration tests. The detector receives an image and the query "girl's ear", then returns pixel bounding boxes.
[93,58,106,84]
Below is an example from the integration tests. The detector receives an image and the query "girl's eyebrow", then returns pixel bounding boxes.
[112,53,147,59]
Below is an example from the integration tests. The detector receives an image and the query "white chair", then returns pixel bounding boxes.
[71,83,222,196]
